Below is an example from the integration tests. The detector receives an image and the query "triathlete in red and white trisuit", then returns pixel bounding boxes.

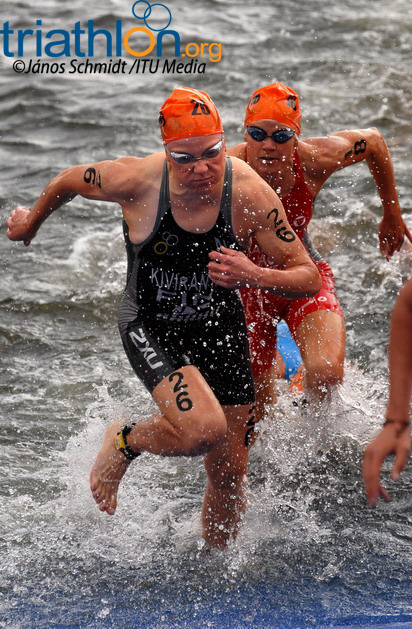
[228,82,410,406]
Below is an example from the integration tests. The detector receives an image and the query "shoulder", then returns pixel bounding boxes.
[229,157,283,239]
[295,137,339,178]
[297,136,340,169]
[110,152,164,179]
[230,155,263,184]
[227,143,246,160]
[104,152,165,198]
[300,127,384,159]
[298,127,384,178]
[230,156,278,200]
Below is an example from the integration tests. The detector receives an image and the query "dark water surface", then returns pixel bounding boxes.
[1,1,412,627]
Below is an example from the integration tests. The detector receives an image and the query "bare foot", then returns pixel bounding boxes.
[90,420,132,515]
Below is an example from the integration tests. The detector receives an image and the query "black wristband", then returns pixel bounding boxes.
[115,423,140,461]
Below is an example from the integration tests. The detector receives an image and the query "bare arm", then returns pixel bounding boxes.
[363,278,412,506]
[208,162,321,298]
[387,280,412,420]
[304,128,410,258]
[6,158,140,245]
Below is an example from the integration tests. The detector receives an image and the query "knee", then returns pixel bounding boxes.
[306,356,344,389]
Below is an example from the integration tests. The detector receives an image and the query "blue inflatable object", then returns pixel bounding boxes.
[276,320,303,381]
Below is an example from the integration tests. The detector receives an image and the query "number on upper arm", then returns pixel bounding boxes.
[267,208,296,242]
[83,167,102,188]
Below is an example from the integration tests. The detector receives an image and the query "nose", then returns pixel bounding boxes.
[193,159,209,174]
[261,137,278,150]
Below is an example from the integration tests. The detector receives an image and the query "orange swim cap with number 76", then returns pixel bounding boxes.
[245,82,302,136]
[159,87,224,145]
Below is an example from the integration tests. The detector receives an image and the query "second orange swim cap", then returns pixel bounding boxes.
[245,82,302,135]
[159,87,224,144]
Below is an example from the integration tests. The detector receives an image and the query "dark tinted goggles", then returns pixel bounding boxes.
[166,138,224,165]
[247,126,296,144]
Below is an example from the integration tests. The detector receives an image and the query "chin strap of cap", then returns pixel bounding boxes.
[115,424,140,461]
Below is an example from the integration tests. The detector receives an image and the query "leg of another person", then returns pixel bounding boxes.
[293,310,345,399]
[253,363,280,424]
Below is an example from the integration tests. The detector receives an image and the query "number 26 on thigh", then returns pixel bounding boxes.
[169,371,193,412]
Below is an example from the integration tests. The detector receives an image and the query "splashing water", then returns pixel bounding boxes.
[2,0,412,625]
[1,366,411,628]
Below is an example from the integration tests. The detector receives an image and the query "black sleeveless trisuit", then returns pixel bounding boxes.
[117,158,255,406]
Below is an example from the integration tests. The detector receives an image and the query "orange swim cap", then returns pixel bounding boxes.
[159,87,224,145]
[245,82,301,136]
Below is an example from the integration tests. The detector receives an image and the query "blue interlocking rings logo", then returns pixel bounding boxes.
[131,1,172,32]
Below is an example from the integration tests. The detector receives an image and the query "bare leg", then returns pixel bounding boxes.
[202,404,255,549]
[253,363,278,424]
[273,350,286,380]
[90,365,227,515]
[293,311,345,400]
[127,366,227,456]
[252,351,288,423]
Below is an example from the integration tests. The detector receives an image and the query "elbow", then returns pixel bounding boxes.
[366,126,382,141]
[48,169,79,201]
[366,127,388,156]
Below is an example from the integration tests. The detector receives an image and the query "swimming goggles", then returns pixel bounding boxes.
[166,138,224,165]
[246,126,296,144]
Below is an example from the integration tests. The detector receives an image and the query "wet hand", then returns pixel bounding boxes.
[6,206,36,246]
[379,216,408,260]
[362,421,410,508]
[208,246,262,288]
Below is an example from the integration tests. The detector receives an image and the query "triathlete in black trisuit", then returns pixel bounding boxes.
[119,158,254,404]
[7,87,321,548]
